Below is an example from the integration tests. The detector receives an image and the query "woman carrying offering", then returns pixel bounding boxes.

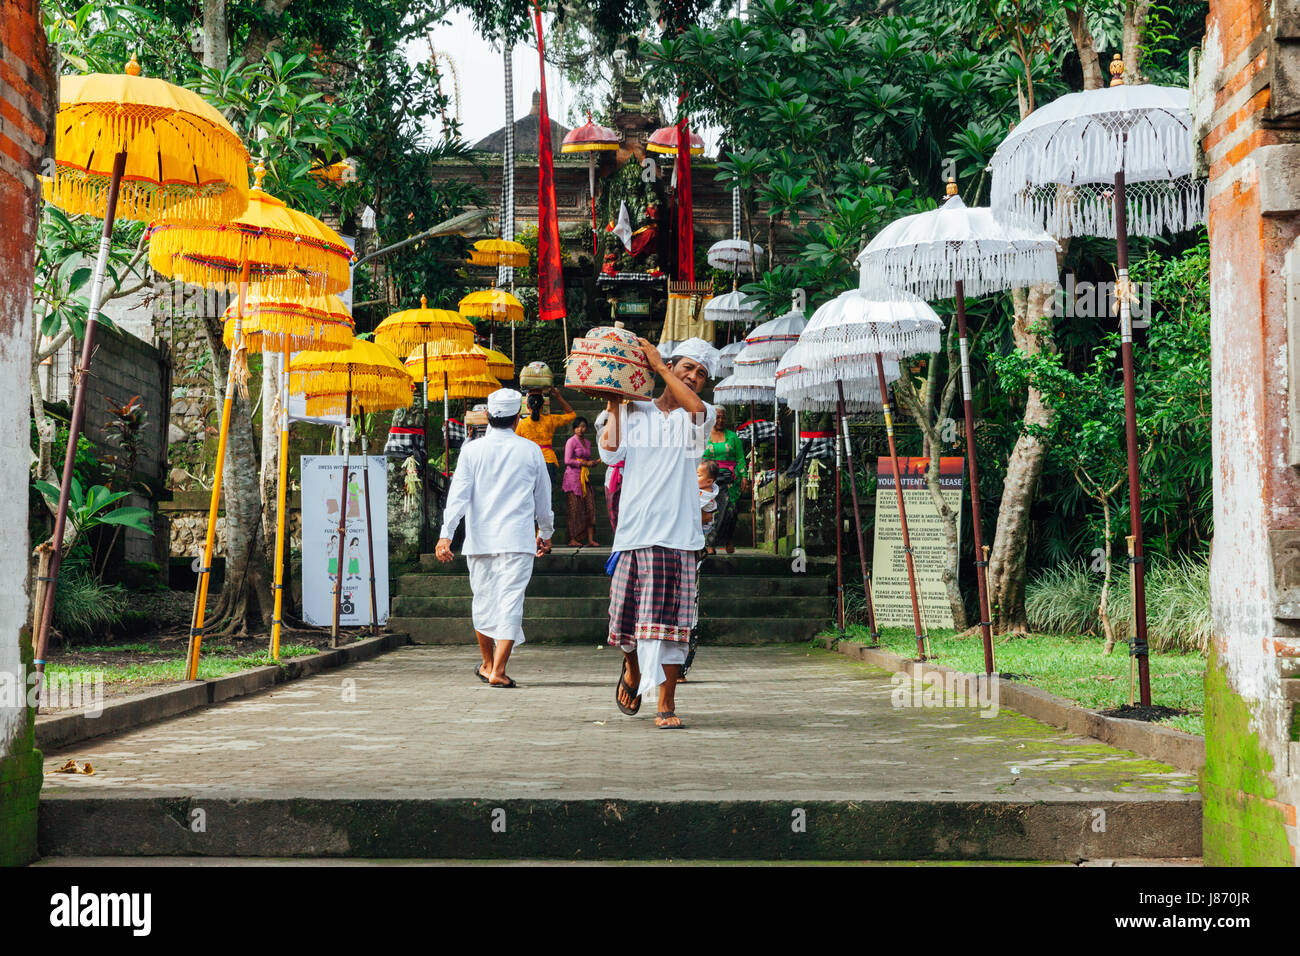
[515,385,575,485]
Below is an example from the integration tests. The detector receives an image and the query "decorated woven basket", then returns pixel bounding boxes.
[564,326,655,401]
[519,361,553,388]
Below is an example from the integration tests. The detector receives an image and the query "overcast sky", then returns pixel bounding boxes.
[404,9,722,154]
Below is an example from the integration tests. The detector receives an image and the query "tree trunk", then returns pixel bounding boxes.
[202,314,272,636]
[988,284,1056,633]
[243,0,295,64]
[202,0,229,71]
[1122,0,1153,85]
[1066,4,1104,90]
[1098,493,1117,653]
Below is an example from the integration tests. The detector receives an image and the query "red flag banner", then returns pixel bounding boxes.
[533,8,566,322]
[675,115,695,283]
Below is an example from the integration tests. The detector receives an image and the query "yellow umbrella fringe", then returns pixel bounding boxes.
[375,326,474,355]
[50,96,249,223]
[224,320,353,354]
[149,228,351,296]
[468,249,530,268]
[45,167,248,224]
[304,389,412,416]
[290,368,412,396]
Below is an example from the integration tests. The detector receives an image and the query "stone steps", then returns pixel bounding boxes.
[392,548,835,646]
[395,572,830,597]
[388,614,829,644]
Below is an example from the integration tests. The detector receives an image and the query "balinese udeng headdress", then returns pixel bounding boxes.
[669,338,721,378]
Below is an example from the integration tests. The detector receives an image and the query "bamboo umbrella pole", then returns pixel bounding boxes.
[33,150,127,709]
[361,424,379,635]
[422,347,430,554]
[331,376,353,646]
[749,401,758,547]
[836,381,880,645]
[874,353,926,659]
[834,406,845,636]
[270,348,291,662]
[953,281,994,674]
[1114,166,1151,706]
[185,257,251,681]
[772,395,780,552]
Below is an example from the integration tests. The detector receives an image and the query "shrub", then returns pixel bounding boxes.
[52,567,127,643]
[1026,555,1210,653]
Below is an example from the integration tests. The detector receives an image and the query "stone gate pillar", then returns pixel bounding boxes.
[0,0,53,865]
[1199,0,1300,864]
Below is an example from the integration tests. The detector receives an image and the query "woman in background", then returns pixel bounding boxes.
[702,405,748,553]
[563,417,599,547]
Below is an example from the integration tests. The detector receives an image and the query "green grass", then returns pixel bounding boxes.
[44,643,322,690]
[828,625,1205,737]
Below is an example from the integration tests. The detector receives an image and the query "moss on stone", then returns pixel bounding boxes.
[1201,644,1294,866]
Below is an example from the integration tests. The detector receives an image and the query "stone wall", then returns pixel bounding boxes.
[1198,0,1300,864]
[0,0,52,866]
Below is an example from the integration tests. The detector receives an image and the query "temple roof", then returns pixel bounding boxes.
[473,90,571,154]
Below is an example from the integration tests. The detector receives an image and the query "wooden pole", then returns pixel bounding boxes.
[332,379,353,646]
[875,353,927,659]
[834,406,845,635]
[270,348,291,661]
[837,381,880,644]
[33,151,128,709]
[184,255,250,682]
[954,282,995,674]
[361,425,380,635]
[1114,166,1152,706]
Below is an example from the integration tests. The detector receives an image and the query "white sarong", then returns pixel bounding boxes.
[466,552,534,646]
[632,638,688,700]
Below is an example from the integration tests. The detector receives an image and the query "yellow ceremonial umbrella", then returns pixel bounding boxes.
[221,292,354,661]
[468,238,529,269]
[291,342,413,641]
[33,55,250,710]
[459,288,524,323]
[430,370,502,401]
[374,297,475,552]
[150,162,353,680]
[478,344,514,381]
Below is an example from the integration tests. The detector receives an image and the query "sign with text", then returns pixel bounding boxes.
[301,455,389,627]
[871,456,964,629]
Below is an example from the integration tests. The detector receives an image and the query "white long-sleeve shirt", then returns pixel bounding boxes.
[600,399,715,553]
[439,426,555,555]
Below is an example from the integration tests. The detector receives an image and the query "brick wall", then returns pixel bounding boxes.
[1199,0,1300,865]
[0,0,52,866]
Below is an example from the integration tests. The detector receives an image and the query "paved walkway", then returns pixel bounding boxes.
[42,645,1196,802]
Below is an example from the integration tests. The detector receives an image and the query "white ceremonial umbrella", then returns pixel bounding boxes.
[743,308,806,362]
[707,237,764,272]
[987,55,1205,704]
[717,339,745,376]
[776,341,902,641]
[703,288,760,324]
[858,178,1060,674]
[800,287,947,657]
[715,344,785,550]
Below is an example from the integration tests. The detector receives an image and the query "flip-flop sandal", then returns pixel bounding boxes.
[490,677,518,689]
[655,711,684,729]
[616,661,642,716]
[474,663,490,683]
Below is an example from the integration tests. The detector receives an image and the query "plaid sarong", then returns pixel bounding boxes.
[737,418,778,446]
[444,418,467,448]
[384,426,425,464]
[607,546,697,649]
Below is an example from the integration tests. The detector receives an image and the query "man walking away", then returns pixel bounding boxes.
[437,388,554,688]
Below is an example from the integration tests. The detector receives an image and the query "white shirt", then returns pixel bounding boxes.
[600,399,716,552]
[440,426,555,555]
